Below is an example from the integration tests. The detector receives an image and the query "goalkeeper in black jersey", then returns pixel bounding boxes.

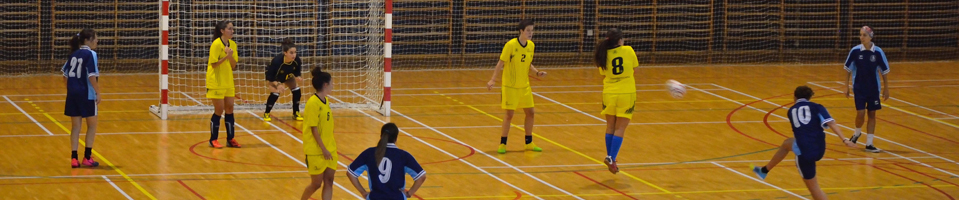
[263,38,304,122]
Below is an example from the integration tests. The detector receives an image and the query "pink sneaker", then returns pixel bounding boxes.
[81,158,99,167]
[71,158,80,168]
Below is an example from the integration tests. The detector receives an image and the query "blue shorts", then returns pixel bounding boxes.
[791,140,818,179]
[853,89,881,111]
[64,94,97,118]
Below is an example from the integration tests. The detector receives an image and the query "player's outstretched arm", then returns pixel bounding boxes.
[827,121,855,147]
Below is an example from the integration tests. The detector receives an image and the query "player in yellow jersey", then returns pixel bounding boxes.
[594,28,639,174]
[206,21,240,148]
[300,67,337,200]
[486,19,546,154]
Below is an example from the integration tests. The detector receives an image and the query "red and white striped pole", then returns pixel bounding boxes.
[383,0,392,117]
[159,0,170,119]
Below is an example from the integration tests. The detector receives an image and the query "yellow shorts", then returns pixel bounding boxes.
[501,86,534,110]
[205,88,235,99]
[601,93,636,119]
[306,154,338,175]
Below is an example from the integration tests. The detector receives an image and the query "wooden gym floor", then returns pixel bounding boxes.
[1,62,958,199]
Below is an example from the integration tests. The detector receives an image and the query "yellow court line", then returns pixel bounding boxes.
[431,92,678,197]
[883,103,959,129]
[420,183,958,199]
[36,108,158,199]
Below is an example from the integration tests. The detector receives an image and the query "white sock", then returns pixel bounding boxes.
[866,134,874,145]
[855,128,862,136]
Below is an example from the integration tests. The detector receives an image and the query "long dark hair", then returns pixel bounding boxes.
[280,38,296,52]
[213,21,231,41]
[594,28,624,70]
[311,67,331,91]
[375,123,400,164]
[70,28,96,53]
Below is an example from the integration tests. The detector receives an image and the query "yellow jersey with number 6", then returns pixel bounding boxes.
[599,46,638,94]
[303,94,335,155]
[499,38,535,89]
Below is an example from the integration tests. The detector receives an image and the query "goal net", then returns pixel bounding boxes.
[153,0,387,119]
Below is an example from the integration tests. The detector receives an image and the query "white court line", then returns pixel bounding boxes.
[711,162,809,199]
[180,92,206,106]
[533,92,605,121]
[0,130,284,138]
[0,170,311,180]
[3,95,54,135]
[534,87,804,198]
[234,123,363,199]
[478,156,938,169]
[393,83,713,91]
[399,121,789,130]
[829,81,959,121]
[345,91,564,200]
[810,79,959,83]
[103,176,134,200]
[244,110,369,180]
[181,92,205,105]
[717,83,959,177]
[394,88,723,97]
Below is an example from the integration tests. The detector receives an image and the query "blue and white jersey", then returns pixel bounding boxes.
[61,46,99,100]
[348,144,425,200]
[788,99,834,161]
[843,43,889,93]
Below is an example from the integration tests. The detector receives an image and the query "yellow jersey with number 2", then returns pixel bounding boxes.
[499,38,535,89]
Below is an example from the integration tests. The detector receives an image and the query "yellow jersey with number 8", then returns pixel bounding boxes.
[599,46,638,94]
[499,38,535,89]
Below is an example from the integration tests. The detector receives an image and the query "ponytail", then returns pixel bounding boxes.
[593,28,623,70]
[375,123,400,164]
[311,67,331,91]
[213,21,231,41]
[70,28,96,53]
[280,38,296,52]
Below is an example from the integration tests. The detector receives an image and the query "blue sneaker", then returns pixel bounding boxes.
[751,165,767,180]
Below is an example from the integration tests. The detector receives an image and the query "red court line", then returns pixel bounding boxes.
[187,133,303,168]
[878,118,959,145]
[177,180,206,200]
[728,90,956,198]
[273,117,475,165]
[572,171,638,200]
[512,191,522,200]
[895,164,959,188]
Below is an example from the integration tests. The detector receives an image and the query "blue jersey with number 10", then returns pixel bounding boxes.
[788,99,834,161]
[61,46,99,100]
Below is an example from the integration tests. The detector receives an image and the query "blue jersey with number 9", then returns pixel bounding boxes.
[348,144,425,200]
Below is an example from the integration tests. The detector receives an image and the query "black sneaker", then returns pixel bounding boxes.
[849,133,861,144]
[865,145,880,153]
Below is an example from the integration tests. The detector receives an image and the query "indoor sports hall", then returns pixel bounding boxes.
[1,0,958,199]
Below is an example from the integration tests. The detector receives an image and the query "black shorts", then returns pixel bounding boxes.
[64,94,97,118]
[854,89,882,111]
